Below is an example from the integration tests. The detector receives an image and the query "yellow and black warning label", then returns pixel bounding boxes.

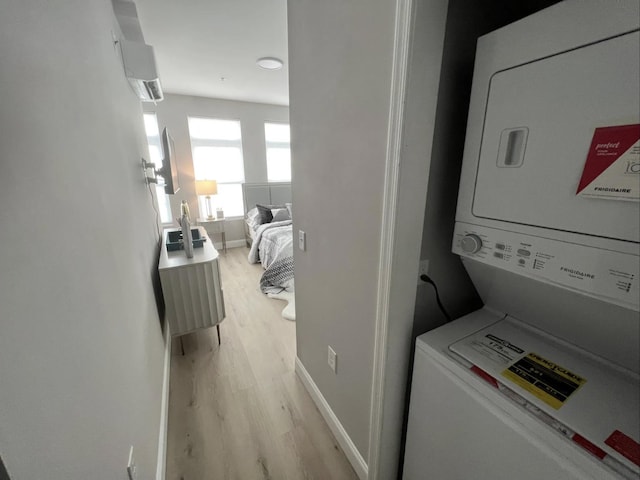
[501,352,587,409]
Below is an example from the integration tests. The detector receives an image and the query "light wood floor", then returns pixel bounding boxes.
[166,247,359,480]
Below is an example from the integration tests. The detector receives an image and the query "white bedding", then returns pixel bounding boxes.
[248,220,292,266]
[249,225,257,241]
[247,220,294,293]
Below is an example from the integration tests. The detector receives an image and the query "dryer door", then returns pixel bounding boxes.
[472,31,640,243]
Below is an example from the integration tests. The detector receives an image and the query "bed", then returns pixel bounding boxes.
[242,182,292,247]
[242,183,294,295]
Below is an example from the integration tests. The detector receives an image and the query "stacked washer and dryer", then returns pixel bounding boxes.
[403,1,640,479]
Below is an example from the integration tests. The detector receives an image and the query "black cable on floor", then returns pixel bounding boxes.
[420,274,453,323]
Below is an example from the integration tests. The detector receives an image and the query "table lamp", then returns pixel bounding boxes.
[195,180,218,220]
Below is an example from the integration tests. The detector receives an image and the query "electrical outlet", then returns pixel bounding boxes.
[127,446,138,480]
[298,230,306,251]
[419,259,430,279]
[328,346,337,373]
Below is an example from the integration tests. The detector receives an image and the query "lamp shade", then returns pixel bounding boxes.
[195,180,218,196]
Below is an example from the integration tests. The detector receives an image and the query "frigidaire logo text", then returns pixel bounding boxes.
[594,187,631,193]
[560,267,595,279]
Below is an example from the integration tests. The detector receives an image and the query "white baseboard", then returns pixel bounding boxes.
[156,318,172,480]
[294,357,368,479]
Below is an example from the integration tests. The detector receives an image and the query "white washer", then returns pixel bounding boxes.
[403,309,638,480]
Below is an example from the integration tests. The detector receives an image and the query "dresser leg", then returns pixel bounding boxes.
[216,324,221,345]
[180,336,185,356]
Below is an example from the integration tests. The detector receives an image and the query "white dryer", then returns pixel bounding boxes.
[403,1,640,478]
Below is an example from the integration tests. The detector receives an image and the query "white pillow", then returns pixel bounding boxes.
[271,207,290,222]
[246,207,261,229]
[285,203,293,219]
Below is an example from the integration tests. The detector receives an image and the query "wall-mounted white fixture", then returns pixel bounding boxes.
[141,158,158,184]
[120,39,163,102]
[328,346,337,373]
[256,57,284,70]
[126,446,138,480]
[298,230,306,251]
[142,157,175,193]
[195,180,218,220]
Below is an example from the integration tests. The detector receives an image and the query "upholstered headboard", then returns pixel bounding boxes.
[242,182,292,214]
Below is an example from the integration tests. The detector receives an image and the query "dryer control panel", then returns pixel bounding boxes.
[453,222,639,310]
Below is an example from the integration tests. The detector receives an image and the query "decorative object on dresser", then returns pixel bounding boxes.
[158,226,225,351]
[179,213,194,258]
[195,179,218,220]
[180,199,191,220]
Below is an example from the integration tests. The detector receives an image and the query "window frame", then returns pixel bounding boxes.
[264,121,291,183]
[188,116,246,219]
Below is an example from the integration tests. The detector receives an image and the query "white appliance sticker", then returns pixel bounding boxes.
[577,124,640,201]
[468,334,524,365]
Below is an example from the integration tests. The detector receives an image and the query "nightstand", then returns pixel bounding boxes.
[198,218,226,253]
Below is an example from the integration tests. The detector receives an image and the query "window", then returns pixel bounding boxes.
[143,113,172,223]
[265,122,291,182]
[188,117,245,217]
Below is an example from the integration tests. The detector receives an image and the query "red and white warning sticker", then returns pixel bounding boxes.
[605,430,640,467]
[576,124,640,201]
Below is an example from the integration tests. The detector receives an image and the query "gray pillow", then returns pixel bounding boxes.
[255,204,273,224]
[271,208,290,222]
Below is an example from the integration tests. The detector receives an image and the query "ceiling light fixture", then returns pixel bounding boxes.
[256,57,284,70]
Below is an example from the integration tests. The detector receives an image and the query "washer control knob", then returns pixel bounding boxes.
[461,234,483,254]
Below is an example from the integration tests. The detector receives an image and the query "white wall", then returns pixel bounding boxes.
[0,0,166,478]
[144,94,289,244]
[288,0,397,460]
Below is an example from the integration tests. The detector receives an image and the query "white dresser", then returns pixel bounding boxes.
[158,227,225,343]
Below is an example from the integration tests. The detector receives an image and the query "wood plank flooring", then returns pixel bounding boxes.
[166,247,359,480]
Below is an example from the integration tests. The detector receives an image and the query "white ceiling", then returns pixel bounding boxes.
[134,0,289,106]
